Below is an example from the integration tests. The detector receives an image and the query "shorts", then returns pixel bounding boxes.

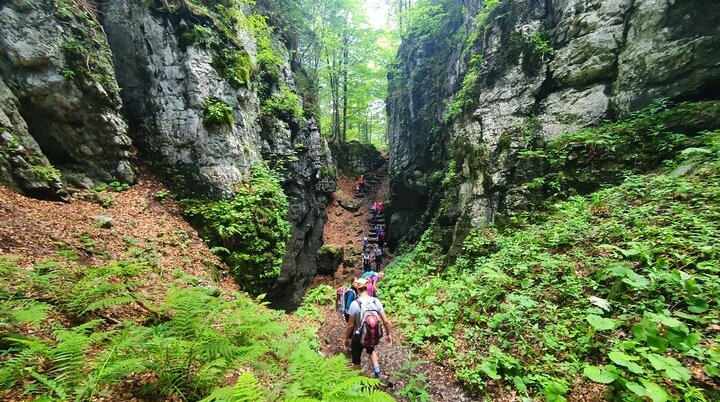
[351,336,375,365]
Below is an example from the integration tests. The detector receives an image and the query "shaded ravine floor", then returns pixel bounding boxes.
[313,161,476,402]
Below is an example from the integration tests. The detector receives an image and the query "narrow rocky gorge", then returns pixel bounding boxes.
[386,0,720,250]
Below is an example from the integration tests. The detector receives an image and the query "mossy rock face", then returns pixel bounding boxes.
[316,244,344,276]
[330,141,384,176]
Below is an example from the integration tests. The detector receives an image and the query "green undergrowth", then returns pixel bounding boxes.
[383,131,720,401]
[516,100,720,205]
[203,97,235,128]
[182,164,290,296]
[0,254,392,401]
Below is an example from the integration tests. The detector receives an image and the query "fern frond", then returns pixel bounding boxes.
[2,299,53,326]
[0,336,51,389]
[199,373,267,402]
[27,368,69,400]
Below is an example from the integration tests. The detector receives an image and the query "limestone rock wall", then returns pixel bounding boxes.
[99,0,335,310]
[0,0,134,198]
[330,141,385,176]
[0,0,335,310]
[387,0,720,247]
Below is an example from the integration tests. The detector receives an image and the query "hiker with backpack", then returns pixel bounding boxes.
[337,282,358,322]
[361,271,385,298]
[344,278,393,379]
[377,227,385,249]
[374,201,383,215]
[373,245,383,269]
[362,249,372,272]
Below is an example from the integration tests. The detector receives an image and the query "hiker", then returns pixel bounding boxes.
[358,175,367,192]
[377,227,385,249]
[354,183,361,193]
[374,201,383,215]
[337,282,358,322]
[362,236,369,249]
[370,204,378,220]
[374,245,383,269]
[362,271,385,298]
[362,249,372,272]
[344,278,393,379]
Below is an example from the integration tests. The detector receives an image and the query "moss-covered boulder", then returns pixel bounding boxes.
[316,244,344,276]
[330,141,384,176]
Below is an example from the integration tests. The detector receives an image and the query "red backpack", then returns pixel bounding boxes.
[354,299,384,348]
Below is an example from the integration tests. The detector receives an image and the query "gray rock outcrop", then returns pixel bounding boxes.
[100,0,336,309]
[387,0,720,247]
[330,141,385,176]
[0,0,135,197]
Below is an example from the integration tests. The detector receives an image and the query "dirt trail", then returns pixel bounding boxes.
[314,160,475,402]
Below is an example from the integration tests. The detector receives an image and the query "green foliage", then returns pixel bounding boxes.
[213,49,252,88]
[394,361,431,402]
[303,284,336,307]
[94,181,131,192]
[531,31,555,56]
[400,0,449,42]
[154,190,170,203]
[444,0,502,123]
[183,164,290,294]
[382,131,720,400]
[55,0,119,97]
[0,254,394,401]
[203,97,235,128]
[28,164,61,183]
[516,100,720,207]
[261,86,304,120]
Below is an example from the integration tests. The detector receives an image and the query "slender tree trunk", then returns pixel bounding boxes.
[341,45,349,144]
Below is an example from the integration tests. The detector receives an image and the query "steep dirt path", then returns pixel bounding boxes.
[314,160,475,402]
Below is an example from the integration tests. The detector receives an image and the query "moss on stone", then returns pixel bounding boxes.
[212,49,252,88]
[28,164,62,184]
[316,244,344,275]
[202,97,235,128]
[55,0,120,99]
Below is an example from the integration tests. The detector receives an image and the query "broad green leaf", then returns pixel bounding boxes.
[645,312,682,328]
[639,379,668,402]
[586,314,617,331]
[583,365,619,384]
[608,351,644,374]
[513,375,527,393]
[480,361,501,380]
[625,381,646,397]
[543,381,568,402]
[646,354,691,381]
[588,296,610,311]
[686,296,709,313]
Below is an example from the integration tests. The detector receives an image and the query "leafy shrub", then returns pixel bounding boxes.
[183,164,290,294]
[261,86,304,120]
[202,97,235,128]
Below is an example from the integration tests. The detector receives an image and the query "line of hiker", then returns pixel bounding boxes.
[335,190,392,381]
